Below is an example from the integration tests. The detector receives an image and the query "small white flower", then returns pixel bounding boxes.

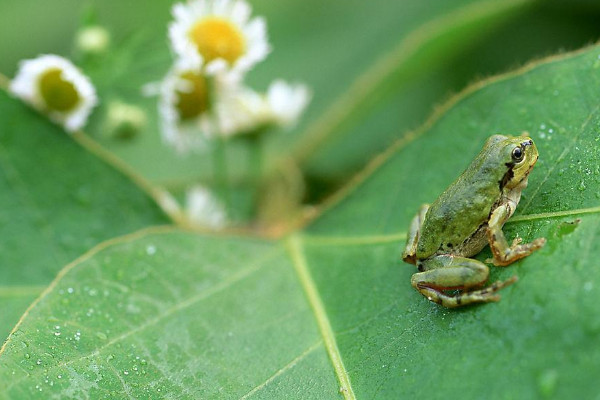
[9,54,97,132]
[76,26,110,54]
[158,58,217,152]
[169,0,270,80]
[216,80,311,136]
[105,101,147,139]
[185,185,227,229]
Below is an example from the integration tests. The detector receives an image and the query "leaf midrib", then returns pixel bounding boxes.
[286,234,356,400]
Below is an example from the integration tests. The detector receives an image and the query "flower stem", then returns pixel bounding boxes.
[244,130,268,220]
[212,137,231,212]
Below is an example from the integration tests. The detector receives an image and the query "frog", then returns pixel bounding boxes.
[402,134,546,308]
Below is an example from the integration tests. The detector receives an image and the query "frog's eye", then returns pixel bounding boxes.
[511,146,524,162]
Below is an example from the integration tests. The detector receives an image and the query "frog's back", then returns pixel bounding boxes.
[416,151,504,259]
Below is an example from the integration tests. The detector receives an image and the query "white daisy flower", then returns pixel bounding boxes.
[216,79,311,136]
[9,54,97,132]
[158,58,217,152]
[169,0,270,80]
[185,185,227,229]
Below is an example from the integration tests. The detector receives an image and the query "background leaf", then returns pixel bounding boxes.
[2,43,600,398]
[0,91,170,341]
[2,0,600,206]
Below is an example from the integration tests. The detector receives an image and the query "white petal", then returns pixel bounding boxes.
[230,0,251,25]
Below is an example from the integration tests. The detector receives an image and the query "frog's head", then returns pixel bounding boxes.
[488,134,539,190]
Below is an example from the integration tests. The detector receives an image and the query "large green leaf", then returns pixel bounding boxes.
[0,90,170,342]
[3,43,600,398]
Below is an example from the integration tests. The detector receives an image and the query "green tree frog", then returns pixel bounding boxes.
[402,134,546,308]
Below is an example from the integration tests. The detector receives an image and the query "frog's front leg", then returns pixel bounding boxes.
[402,204,429,265]
[411,255,517,308]
[487,203,546,266]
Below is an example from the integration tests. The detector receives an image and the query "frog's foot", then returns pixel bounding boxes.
[416,276,518,308]
[487,204,546,266]
[402,204,429,265]
[492,237,546,267]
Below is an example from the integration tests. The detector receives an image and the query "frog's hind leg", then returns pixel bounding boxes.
[402,204,429,265]
[411,255,517,308]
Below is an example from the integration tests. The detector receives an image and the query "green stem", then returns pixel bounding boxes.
[244,130,267,219]
[212,137,231,212]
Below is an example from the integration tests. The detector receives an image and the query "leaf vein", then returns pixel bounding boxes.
[239,340,323,400]
[286,235,356,400]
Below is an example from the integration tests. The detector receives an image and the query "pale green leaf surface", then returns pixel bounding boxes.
[3,42,600,399]
[0,231,338,399]
[0,91,169,340]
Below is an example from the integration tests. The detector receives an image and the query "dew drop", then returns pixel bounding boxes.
[538,369,558,396]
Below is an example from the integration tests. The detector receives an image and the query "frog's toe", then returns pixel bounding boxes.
[532,237,546,248]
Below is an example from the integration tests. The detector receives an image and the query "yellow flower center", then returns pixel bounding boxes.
[175,71,210,121]
[188,17,246,65]
[38,68,80,112]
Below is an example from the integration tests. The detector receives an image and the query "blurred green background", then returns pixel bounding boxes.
[1,0,600,209]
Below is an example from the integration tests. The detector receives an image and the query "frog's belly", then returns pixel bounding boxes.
[452,224,489,257]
